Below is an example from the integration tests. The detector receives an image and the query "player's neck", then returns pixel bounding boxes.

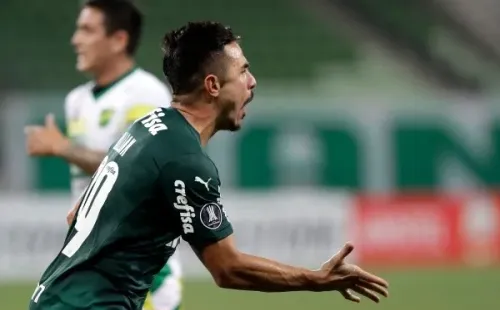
[171,101,217,146]
[93,56,135,86]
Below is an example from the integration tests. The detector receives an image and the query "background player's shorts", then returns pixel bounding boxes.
[143,259,182,310]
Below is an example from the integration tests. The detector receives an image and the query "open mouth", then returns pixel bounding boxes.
[240,92,254,120]
[245,91,254,105]
[240,106,248,119]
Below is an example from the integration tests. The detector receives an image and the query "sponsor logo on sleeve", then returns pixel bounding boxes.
[173,180,195,234]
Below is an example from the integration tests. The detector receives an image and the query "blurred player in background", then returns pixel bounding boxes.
[27,21,389,310]
[24,1,182,309]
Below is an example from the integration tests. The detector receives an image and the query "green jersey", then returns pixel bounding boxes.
[29,108,233,310]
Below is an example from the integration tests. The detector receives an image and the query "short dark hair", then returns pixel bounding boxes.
[162,21,240,95]
[84,0,143,55]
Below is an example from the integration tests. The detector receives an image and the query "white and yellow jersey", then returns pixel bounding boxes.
[65,67,172,201]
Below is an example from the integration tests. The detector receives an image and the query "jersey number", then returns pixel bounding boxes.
[62,156,119,257]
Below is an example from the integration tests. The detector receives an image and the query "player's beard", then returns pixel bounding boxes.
[215,100,240,132]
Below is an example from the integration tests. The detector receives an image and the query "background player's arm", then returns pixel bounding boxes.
[66,187,86,225]
[54,143,106,175]
[66,203,78,226]
[162,156,389,300]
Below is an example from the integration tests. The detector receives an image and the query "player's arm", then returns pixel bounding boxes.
[198,231,388,298]
[66,187,87,226]
[66,202,78,226]
[54,142,106,175]
[162,155,389,301]
[196,235,322,291]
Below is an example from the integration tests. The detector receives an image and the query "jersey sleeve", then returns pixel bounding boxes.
[159,154,233,251]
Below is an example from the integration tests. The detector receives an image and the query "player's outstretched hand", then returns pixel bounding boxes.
[317,242,389,303]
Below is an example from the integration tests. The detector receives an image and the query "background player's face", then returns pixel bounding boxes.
[215,43,256,131]
[71,7,127,73]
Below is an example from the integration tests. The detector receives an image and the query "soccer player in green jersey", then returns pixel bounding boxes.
[25,1,181,309]
[29,21,389,310]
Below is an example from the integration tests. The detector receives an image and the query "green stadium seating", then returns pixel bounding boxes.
[1,0,357,89]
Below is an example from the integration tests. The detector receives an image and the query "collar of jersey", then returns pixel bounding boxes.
[92,66,139,100]
[172,108,202,145]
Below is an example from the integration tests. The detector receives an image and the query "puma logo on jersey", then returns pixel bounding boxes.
[140,108,167,136]
[173,180,195,234]
[194,176,211,191]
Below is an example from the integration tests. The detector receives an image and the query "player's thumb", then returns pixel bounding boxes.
[45,113,56,128]
[333,242,354,263]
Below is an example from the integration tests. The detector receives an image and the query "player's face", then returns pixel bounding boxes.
[215,42,256,131]
[71,7,125,73]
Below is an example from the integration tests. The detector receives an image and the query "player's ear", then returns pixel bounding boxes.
[111,30,129,54]
[204,74,221,98]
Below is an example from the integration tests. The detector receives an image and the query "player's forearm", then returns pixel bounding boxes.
[216,253,323,292]
[55,141,106,174]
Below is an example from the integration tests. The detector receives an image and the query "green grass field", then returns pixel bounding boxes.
[4,268,499,309]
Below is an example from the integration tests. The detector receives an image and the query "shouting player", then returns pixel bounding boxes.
[28,21,389,310]
[24,1,182,309]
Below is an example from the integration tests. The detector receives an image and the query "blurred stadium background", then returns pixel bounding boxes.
[2,0,500,309]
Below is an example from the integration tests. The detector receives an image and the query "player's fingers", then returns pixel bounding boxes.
[339,274,360,283]
[352,285,380,303]
[341,289,360,303]
[357,268,389,288]
[358,279,389,297]
[331,274,361,291]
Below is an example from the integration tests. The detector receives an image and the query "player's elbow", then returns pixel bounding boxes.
[211,253,246,289]
[201,236,246,289]
[212,265,236,289]
[212,270,230,288]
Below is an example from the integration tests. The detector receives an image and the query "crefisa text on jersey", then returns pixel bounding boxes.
[173,180,196,234]
[140,108,168,135]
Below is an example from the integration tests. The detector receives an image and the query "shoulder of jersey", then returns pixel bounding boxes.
[138,108,203,158]
[123,68,172,100]
[64,82,93,110]
[66,82,92,100]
